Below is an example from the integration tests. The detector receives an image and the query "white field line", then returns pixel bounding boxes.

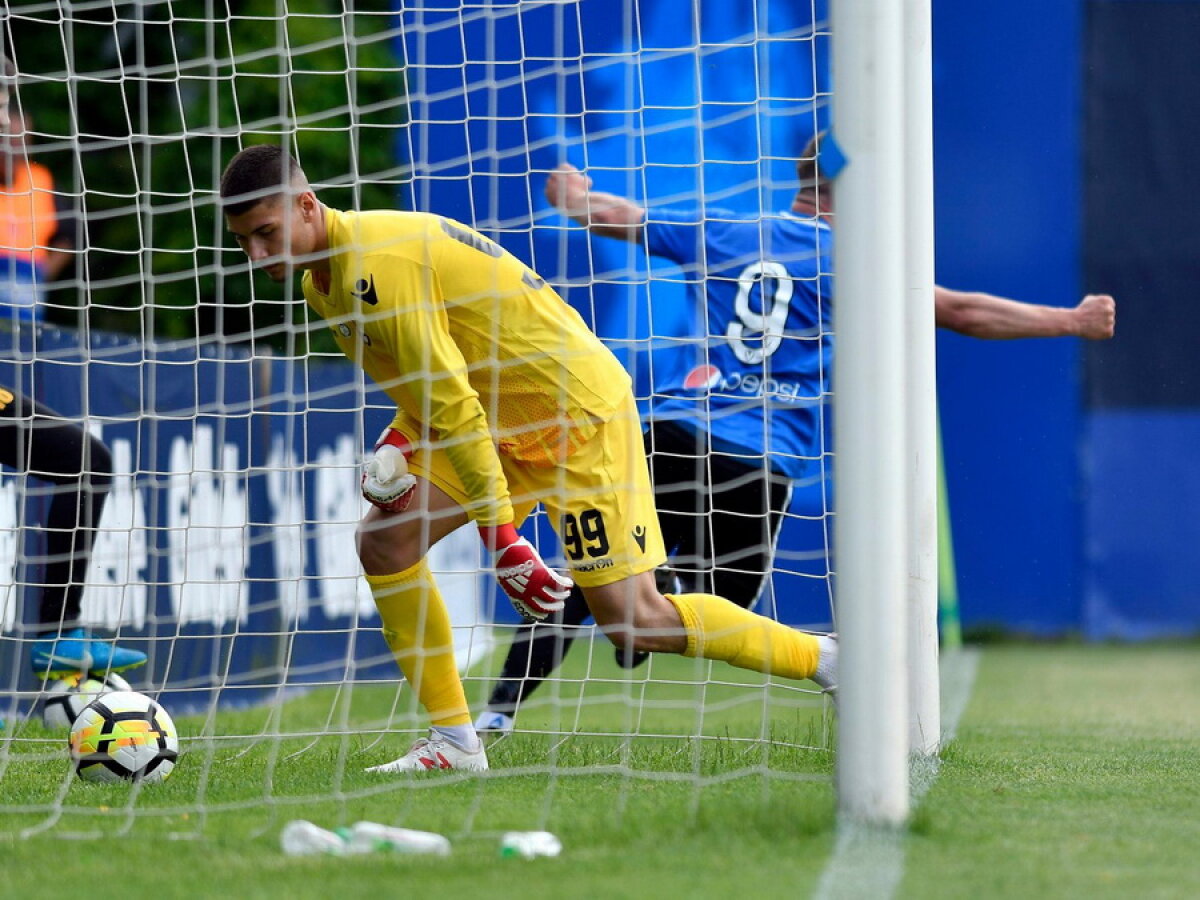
[813,647,981,900]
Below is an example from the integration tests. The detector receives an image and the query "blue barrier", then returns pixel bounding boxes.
[1083,410,1200,639]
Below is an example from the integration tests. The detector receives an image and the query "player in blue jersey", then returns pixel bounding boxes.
[475,137,1116,733]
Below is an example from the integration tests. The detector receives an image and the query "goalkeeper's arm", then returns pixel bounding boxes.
[935,288,1116,341]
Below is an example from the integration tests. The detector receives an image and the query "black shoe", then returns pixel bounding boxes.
[614,646,649,669]
[653,564,681,595]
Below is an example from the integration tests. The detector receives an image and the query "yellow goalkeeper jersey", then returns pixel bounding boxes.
[301,207,631,528]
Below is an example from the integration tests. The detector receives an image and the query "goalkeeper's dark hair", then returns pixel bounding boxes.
[220,145,308,216]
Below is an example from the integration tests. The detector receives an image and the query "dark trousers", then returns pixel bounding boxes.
[0,388,112,629]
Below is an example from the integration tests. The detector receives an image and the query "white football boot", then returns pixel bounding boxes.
[366,730,490,774]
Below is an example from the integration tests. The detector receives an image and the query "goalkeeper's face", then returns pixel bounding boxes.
[226,191,323,283]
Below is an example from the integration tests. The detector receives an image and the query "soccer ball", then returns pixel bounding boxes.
[42,672,132,730]
[68,690,179,784]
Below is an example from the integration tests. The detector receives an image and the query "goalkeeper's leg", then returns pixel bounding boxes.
[584,572,836,691]
[358,493,490,771]
[476,586,592,732]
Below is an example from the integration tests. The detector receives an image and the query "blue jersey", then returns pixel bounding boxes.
[644,208,833,480]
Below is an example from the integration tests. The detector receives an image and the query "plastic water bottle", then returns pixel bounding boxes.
[342,821,452,857]
[499,830,562,859]
[280,820,347,857]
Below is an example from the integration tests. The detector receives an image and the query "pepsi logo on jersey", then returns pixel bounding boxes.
[682,365,722,390]
[681,365,809,404]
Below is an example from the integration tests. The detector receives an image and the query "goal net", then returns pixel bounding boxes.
[0,0,835,844]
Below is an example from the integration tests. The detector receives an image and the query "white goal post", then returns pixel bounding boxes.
[832,0,940,826]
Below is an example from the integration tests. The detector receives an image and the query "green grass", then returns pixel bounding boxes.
[2,642,1198,899]
[903,644,1200,899]
[0,638,834,899]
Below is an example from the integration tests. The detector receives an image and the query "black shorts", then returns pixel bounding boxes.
[645,419,793,608]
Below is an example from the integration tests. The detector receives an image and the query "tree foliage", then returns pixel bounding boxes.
[6,0,406,355]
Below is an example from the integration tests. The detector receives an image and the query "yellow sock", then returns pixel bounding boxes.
[665,593,821,680]
[366,561,471,727]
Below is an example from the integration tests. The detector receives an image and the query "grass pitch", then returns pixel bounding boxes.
[903,644,1200,899]
[1,641,1198,899]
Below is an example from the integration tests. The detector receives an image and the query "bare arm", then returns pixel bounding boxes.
[544,163,645,243]
[934,287,1116,340]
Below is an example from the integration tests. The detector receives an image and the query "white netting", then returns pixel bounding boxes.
[0,0,834,843]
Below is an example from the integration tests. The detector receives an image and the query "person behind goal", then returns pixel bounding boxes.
[0,54,146,705]
[219,145,839,773]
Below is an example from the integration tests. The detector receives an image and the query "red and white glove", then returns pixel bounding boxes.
[361,428,418,513]
[480,523,573,622]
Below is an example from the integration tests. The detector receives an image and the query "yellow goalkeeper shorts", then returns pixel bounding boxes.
[402,393,666,588]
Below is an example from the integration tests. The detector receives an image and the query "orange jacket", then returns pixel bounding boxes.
[1,160,57,266]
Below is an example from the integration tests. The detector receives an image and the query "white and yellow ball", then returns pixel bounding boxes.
[68,690,179,784]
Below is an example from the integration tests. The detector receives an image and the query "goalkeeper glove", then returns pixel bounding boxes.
[361,428,418,513]
[480,523,573,622]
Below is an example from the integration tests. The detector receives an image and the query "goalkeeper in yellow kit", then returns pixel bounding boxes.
[220,145,836,773]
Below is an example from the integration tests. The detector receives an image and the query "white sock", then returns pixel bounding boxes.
[432,724,481,753]
[814,634,838,690]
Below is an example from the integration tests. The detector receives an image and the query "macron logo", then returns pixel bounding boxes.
[632,525,647,552]
[351,275,380,306]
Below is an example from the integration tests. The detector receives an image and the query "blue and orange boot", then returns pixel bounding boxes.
[30,628,146,680]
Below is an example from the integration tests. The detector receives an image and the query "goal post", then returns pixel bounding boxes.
[830,0,911,825]
[831,0,941,824]
[903,0,942,761]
